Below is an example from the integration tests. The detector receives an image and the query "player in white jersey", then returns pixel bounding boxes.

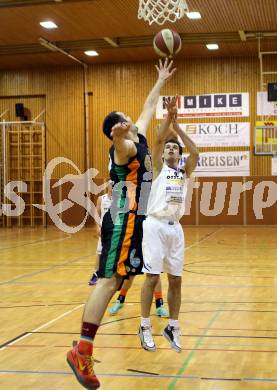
[138,96,199,352]
[88,180,113,285]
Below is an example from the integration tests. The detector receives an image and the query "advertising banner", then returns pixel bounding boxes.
[157,93,249,118]
[178,122,250,147]
[180,151,250,177]
[257,92,277,116]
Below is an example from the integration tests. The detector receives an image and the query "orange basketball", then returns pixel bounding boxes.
[153,29,182,58]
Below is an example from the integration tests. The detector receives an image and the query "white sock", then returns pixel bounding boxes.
[141,317,151,327]
[169,319,179,328]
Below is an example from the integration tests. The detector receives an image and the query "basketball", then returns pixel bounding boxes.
[153,29,182,58]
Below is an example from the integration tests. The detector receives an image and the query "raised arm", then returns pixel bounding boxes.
[111,122,137,165]
[152,97,178,175]
[172,120,199,177]
[135,58,176,137]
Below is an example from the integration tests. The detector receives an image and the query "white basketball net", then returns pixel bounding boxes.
[138,0,189,25]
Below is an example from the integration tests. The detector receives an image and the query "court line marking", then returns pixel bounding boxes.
[30,330,277,340]
[7,281,277,288]
[0,227,265,378]
[0,234,71,251]
[0,332,28,349]
[0,255,91,285]
[0,303,84,309]
[179,309,277,314]
[7,344,277,354]
[1,228,222,286]
[201,377,241,381]
[203,327,277,331]
[184,228,224,253]
[166,226,274,389]
[1,369,277,383]
[184,269,277,279]
[9,314,277,353]
[188,265,277,268]
[0,369,198,379]
[1,233,275,383]
[127,368,159,375]
[182,284,277,288]
[0,304,84,352]
[3,299,277,306]
[167,303,224,390]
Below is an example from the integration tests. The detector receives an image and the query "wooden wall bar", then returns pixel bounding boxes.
[0,67,84,176]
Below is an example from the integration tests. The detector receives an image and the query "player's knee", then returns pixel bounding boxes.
[102,275,122,294]
[168,275,182,288]
[146,273,159,287]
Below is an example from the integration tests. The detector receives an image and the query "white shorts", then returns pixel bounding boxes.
[142,216,185,276]
[96,237,102,255]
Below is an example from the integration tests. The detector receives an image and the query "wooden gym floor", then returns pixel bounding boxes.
[1,225,277,389]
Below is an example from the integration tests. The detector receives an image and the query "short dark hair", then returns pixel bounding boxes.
[164,138,182,155]
[102,111,125,140]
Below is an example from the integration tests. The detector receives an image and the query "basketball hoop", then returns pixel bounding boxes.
[138,0,189,26]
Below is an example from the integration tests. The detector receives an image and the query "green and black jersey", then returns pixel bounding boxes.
[99,134,152,278]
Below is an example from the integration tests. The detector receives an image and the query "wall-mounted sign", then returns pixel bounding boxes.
[157,93,249,118]
[180,151,250,177]
[257,92,277,116]
[178,122,250,147]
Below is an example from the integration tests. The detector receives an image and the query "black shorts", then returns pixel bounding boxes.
[98,211,144,278]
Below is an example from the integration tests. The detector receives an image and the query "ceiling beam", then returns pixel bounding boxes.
[239,30,246,41]
[38,37,86,65]
[0,32,277,56]
[245,31,277,39]
[104,37,119,48]
[0,0,97,8]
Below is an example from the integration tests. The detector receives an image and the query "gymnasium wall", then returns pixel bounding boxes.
[89,56,277,177]
[0,67,85,176]
[0,56,276,225]
[1,56,276,176]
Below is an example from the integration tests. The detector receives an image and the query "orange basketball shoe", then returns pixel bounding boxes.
[67,342,100,389]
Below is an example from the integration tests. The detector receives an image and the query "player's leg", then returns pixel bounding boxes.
[109,275,135,314]
[167,273,182,320]
[141,273,160,318]
[88,238,101,285]
[154,276,168,317]
[139,217,164,351]
[67,273,123,389]
[163,273,182,352]
[139,273,159,351]
[162,223,184,352]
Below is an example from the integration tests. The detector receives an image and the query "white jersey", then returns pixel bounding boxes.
[146,164,187,222]
[100,193,112,224]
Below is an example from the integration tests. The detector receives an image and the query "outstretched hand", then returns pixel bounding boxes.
[165,95,178,121]
[110,122,130,138]
[155,58,176,82]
